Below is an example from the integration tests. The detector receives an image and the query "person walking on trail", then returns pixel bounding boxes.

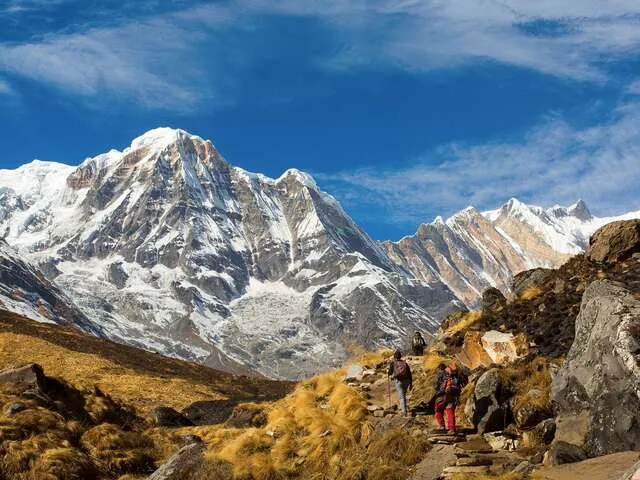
[388,350,413,416]
[412,331,427,356]
[434,363,460,434]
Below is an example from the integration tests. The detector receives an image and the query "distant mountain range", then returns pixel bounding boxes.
[0,128,637,378]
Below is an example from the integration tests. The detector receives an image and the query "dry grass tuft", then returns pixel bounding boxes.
[520,286,543,301]
[452,473,525,480]
[501,356,553,413]
[445,311,482,335]
[80,424,155,476]
[31,447,96,480]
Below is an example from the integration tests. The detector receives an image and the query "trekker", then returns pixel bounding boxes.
[434,362,460,434]
[388,350,413,416]
[412,331,427,356]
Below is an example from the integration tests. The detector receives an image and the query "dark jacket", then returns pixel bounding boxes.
[388,359,413,388]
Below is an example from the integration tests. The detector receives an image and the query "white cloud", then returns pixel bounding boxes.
[241,0,640,81]
[629,80,640,95]
[317,101,640,225]
[1,1,640,108]
[0,9,233,109]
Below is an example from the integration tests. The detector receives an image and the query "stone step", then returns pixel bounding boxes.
[442,465,491,475]
[427,434,468,445]
[455,456,494,467]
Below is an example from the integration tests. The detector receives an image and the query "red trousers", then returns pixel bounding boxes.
[434,398,456,429]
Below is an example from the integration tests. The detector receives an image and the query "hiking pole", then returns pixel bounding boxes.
[387,376,391,409]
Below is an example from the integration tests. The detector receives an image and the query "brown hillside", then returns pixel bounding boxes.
[0,311,292,413]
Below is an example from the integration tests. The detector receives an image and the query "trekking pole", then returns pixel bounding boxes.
[387,376,391,409]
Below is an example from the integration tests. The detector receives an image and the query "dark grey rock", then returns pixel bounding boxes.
[481,288,507,313]
[150,406,194,427]
[546,441,586,465]
[5,402,26,415]
[182,400,236,426]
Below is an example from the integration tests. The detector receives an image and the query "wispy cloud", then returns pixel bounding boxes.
[317,100,640,225]
[1,1,640,109]
[0,78,12,94]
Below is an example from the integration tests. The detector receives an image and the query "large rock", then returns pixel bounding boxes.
[0,363,49,400]
[544,441,586,466]
[150,406,194,427]
[586,219,640,264]
[481,288,507,313]
[181,400,236,426]
[481,331,529,365]
[457,331,494,369]
[470,369,511,434]
[149,443,203,480]
[551,280,640,457]
[513,389,552,430]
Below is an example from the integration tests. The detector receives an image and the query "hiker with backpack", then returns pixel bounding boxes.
[387,350,413,416]
[433,362,461,433]
[412,331,426,356]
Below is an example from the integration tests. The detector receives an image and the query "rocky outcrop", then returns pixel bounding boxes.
[457,331,494,369]
[551,280,640,457]
[466,369,512,434]
[511,268,554,299]
[481,288,507,313]
[150,406,194,427]
[481,331,529,365]
[181,400,237,426]
[148,443,203,480]
[586,220,640,264]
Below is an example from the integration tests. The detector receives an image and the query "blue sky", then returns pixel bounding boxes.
[1,0,639,240]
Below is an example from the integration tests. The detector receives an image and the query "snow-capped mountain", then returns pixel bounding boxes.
[0,128,458,378]
[385,198,640,306]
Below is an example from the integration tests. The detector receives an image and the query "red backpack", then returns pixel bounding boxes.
[394,360,410,380]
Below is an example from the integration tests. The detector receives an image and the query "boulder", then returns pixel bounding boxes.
[513,390,552,430]
[0,363,49,400]
[481,288,507,313]
[151,406,193,427]
[470,369,512,434]
[522,418,556,447]
[457,331,494,369]
[182,400,236,426]
[586,219,640,264]
[149,443,203,480]
[481,331,529,365]
[543,441,586,466]
[551,280,640,457]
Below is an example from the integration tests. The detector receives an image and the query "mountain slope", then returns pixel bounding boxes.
[0,128,459,379]
[384,198,640,307]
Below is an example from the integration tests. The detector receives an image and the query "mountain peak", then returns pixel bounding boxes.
[128,127,205,153]
[567,199,593,221]
[276,168,318,189]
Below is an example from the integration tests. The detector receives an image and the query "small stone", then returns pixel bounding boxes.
[366,404,383,412]
[373,410,385,417]
[512,460,534,475]
[6,402,27,415]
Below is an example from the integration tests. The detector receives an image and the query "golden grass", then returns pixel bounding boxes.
[445,311,482,335]
[346,344,394,368]
[501,356,552,413]
[31,447,96,480]
[0,332,226,412]
[520,286,543,301]
[80,424,155,476]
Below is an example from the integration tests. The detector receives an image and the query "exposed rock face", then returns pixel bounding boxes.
[511,268,554,299]
[551,280,640,457]
[456,330,528,369]
[480,331,528,365]
[586,220,640,264]
[0,240,97,334]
